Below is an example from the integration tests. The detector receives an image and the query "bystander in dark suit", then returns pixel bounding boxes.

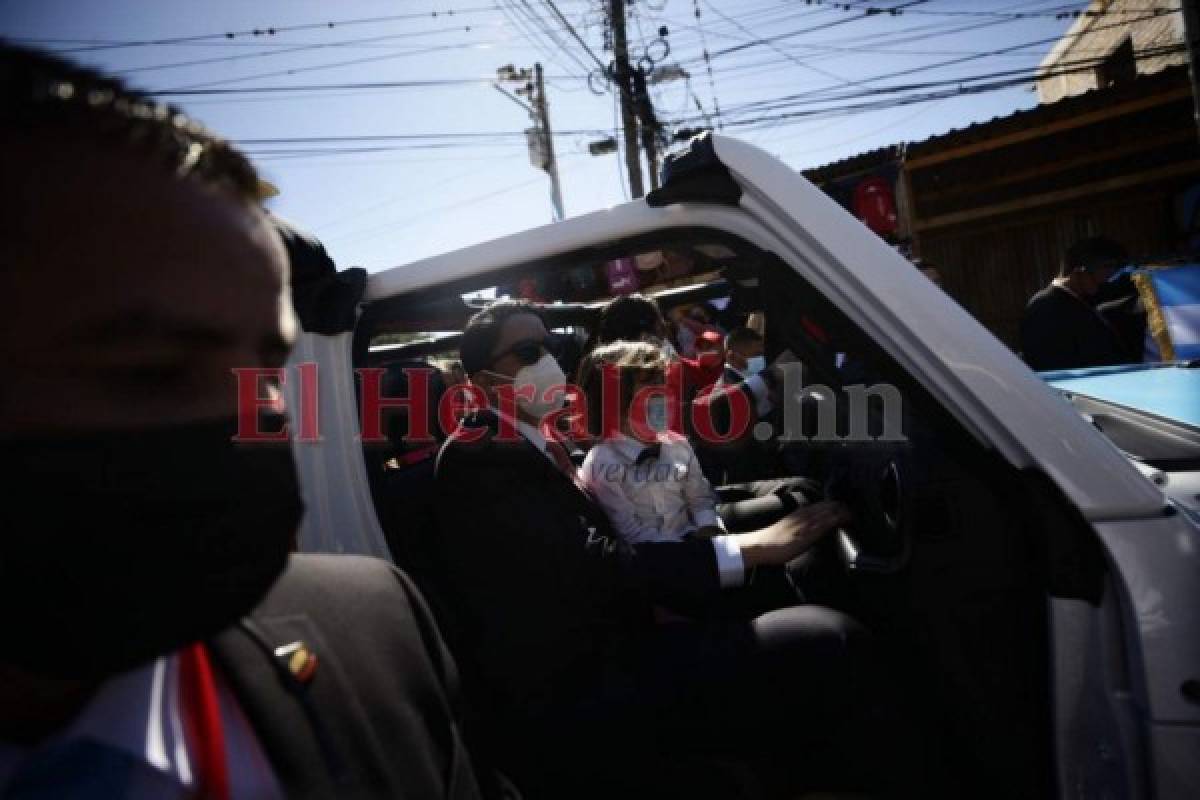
[1021,236,1134,371]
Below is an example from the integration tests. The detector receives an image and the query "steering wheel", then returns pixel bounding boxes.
[824,446,912,574]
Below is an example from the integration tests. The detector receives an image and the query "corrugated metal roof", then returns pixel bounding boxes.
[804,63,1190,179]
[803,143,903,185]
[907,64,1189,160]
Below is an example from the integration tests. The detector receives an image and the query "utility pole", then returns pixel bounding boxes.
[533,64,565,221]
[632,66,662,190]
[610,0,645,197]
[496,63,565,221]
[1183,0,1200,142]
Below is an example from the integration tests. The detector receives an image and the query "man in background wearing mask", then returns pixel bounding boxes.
[0,47,480,798]
[433,299,881,798]
[720,326,766,386]
[1020,236,1134,371]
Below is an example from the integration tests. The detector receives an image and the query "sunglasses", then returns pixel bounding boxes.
[491,337,558,367]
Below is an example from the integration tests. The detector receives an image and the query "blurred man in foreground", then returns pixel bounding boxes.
[0,46,481,798]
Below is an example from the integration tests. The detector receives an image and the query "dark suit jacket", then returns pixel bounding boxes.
[208,554,481,799]
[432,411,720,718]
[1020,285,1130,371]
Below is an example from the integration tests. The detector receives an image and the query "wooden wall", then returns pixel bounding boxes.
[918,186,1182,349]
[905,70,1199,350]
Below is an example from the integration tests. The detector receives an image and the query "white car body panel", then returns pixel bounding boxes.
[1091,514,1200,725]
[286,135,1197,796]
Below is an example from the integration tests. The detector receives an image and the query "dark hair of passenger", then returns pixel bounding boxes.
[459,298,545,377]
[595,293,666,345]
[575,340,669,437]
[0,44,259,203]
[724,326,762,351]
[1060,236,1129,278]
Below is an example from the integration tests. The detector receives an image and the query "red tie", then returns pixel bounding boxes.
[545,437,577,480]
[179,643,232,800]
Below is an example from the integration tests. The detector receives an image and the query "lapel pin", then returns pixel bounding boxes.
[274,640,318,685]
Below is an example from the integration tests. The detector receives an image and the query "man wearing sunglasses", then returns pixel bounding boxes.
[434,299,879,798]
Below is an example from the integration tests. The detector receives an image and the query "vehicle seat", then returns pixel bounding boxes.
[370,359,447,574]
[366,361,519,798]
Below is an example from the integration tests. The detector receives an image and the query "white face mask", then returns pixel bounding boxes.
[509,353,567,422]
[745,355,766,375]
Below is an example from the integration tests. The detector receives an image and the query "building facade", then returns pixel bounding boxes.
[806,66,1200,350]
[1036,0,1185,104]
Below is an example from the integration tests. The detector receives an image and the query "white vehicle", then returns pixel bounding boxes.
[282,134,1200,797]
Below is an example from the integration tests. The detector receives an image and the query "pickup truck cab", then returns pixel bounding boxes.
[282,134,1200,797]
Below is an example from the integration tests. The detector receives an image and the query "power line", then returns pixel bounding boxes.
[703,0,933,62]
[700,0,872,92]
[772,102,939,160]
[700,6,1177,114]
[312,160,510,230]
[730,39,1185,118]
[539,0,608,71]
[674,0,1065,74]
[693,0,725,130]
[152,40,512,91]
[511,0,596,75]
[235,129,612,145]
[692,17,1048,85]
[115,23,501,75]
[663,22,1179,126]
[698,41,1188,129]
[30,5,513,54]
[498,0,593,76]
[151,77,517,96]
[824,2,1174,20]
[325,174,552,245]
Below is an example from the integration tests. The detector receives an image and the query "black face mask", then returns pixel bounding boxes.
[0,416,302,680]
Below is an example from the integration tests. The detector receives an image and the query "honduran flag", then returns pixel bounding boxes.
[1135,264,1200,361]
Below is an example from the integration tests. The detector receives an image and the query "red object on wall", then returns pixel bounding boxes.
[853,177,898,236]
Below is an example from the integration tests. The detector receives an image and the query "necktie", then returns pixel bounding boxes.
[545,438,577,480]
[4,739,140,799]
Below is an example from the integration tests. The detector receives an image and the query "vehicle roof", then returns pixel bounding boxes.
[1043,362,1200,430]
[357,134,1167,521]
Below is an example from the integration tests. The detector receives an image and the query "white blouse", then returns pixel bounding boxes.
[581,433,724,544]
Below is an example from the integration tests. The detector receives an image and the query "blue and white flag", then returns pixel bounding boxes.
[1137,264,1200,361]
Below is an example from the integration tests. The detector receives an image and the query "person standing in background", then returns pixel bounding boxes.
[1020,236,1133,371]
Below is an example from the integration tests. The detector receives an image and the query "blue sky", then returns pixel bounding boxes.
[3,1,1086,271]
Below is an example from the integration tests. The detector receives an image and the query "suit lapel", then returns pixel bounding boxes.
[208,613,392,798]
[468,409,613,530]
[508,430,606,518]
